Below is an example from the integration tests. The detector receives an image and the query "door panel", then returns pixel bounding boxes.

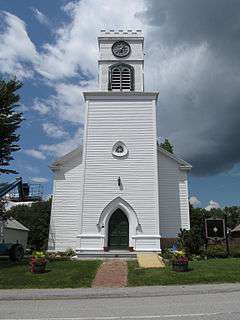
[108,209,129,249]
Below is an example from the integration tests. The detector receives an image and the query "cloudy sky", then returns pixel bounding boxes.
[0,0,240,209]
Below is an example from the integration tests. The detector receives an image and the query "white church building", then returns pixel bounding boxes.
[48,30,192,253]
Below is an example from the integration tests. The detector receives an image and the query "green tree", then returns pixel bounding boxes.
[160,138,174,154]
[8,198,52,250]
[178,204,240,255]
[224,206,240,229]
[179,205,226,254]
[178,228,204,255]
[0,197,10,242]
[0,78,23,174]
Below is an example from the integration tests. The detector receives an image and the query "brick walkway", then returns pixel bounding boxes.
[92,260,128,288]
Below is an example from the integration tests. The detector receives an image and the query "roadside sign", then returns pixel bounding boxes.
[205,218,225,240]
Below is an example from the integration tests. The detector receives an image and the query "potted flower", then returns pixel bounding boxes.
[30,251,47,274]
[172,250,189,272]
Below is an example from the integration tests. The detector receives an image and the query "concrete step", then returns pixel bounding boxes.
[137,253,165,268]
[74,250,137,260]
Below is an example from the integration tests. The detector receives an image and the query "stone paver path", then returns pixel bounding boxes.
[92,260,128,288]
[137,253,165,268]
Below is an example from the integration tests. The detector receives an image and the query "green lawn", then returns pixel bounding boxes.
[2,257,240,289]
[128,258,240,286]
[0,257,101,289]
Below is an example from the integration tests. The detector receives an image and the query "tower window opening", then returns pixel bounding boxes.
[109,63,134,91]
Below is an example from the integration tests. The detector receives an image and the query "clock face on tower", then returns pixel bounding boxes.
[112,41,131,58]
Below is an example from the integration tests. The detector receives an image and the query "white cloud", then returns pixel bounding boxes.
[0,2,144,81]
[36,0,144,80]
[50,82,89,123]
[189,196,201,206]
[205,200,221,211]
[33,80,96,124]
[42,122,68,139]
[32,98,51,115]
[31,8,50,26]
[30,177,48,183]
[23,149,46,160]
[0,11,38,78]
[24,164,39,174]
[40,127,83,158]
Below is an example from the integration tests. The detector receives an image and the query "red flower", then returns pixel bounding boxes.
[175,256,188,265]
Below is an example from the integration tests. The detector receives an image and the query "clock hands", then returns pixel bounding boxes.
[112,41,130,57]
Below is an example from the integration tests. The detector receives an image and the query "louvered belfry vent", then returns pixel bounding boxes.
[109,63,134,91]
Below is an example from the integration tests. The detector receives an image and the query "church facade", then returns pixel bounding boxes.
[48,30,191,253]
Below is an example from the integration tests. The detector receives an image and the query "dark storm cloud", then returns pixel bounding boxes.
[141,0,240,176]
[141,0,240,59]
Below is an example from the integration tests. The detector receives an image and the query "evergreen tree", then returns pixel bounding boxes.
[0,78,23,174]
[160,138,174,154]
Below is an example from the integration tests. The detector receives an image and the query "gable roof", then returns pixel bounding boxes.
[232,224,240,233]
[5,218,29,231]
[157,145,192,170]
[49,146,83,170]
[49,144,192,171]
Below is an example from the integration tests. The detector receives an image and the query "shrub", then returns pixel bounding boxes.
[189,254,202,261]
[177,228,204,255]
[65,248,76,257]
[161,248,174,260]
[206,245,227,258]
[46,250,75,260]
[229,246,240,258]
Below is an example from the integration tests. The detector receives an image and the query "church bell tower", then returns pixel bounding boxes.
[79,30,161,252]
[98,29,144,91]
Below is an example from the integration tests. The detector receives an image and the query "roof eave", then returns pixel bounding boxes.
[158,146,192,169]
[49,146,82,169]
[179,165,192,171]
[83,91,159,102]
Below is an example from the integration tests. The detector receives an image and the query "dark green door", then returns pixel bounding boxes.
[108,209,129,250]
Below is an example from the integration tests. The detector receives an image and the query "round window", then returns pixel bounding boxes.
[112,141,128,158]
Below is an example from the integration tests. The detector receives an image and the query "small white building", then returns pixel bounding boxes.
[4,219,29,250]
[48,30,192,253]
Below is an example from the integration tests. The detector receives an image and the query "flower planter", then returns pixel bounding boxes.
[30,258,47,274]
[172,254,189,272]
[172,261,188,272]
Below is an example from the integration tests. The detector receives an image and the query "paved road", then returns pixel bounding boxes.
[0,284,240,319]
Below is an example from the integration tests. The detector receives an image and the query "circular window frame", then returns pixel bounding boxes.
[111,41,131,58]
[112,141,128,158]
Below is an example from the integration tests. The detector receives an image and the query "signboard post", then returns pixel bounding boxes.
[224,215,230,257]
[205,217,230,256]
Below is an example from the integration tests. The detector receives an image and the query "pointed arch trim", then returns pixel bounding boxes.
[97,197,141,233]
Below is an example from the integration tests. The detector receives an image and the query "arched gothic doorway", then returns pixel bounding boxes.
[108,209,129,250]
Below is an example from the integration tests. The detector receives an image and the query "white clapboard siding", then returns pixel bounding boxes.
[48,156,83,251]
[158,151,190,238]
[80,94,160,249]
[178,171,190,230]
